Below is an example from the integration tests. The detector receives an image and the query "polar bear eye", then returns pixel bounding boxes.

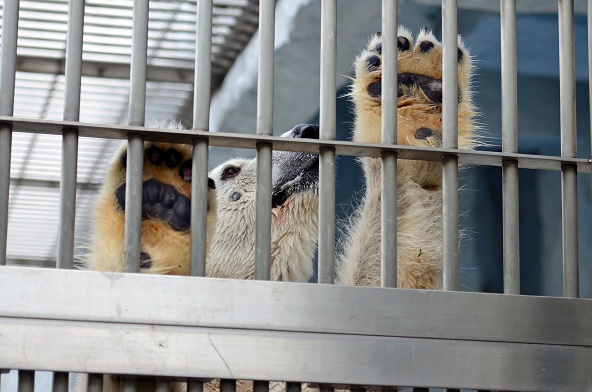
[221,166,240,180]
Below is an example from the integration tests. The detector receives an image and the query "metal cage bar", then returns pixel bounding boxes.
[589,0,592,237]
[190,0,214,278]
[380,0,398,288]
[558,0,579,298]
[500,0,520,294]
[441,0,460,291]
[56,0,85,270]
[254,0,275,281]
[0,0,20,265]
[124,0,150,273]
[318,0,337,285]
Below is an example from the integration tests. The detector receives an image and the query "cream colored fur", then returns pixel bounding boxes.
[85,141,217,276]
[337,27,479,289]
[207,157,317,282]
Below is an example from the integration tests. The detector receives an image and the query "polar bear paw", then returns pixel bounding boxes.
[351,26,476,151]
[86,142,216,275]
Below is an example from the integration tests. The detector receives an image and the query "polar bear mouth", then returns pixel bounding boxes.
[271,155,319,209]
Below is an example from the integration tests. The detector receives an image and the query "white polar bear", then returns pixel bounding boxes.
[206,123,319,282]
[85,123,319,282]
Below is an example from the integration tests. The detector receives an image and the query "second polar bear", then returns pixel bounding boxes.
[338,27,480,289]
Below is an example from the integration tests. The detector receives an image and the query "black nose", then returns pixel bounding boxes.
[208,177,216,190]
[291,124,319,140]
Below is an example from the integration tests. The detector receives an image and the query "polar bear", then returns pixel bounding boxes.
[207,123,319,282]
[85,123,319,280]
[337,27,479,289]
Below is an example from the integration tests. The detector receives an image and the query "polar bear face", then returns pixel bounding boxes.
[206,124,319,282]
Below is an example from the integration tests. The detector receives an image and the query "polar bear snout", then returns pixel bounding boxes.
[283,123,319,140]
[271,124,320,209]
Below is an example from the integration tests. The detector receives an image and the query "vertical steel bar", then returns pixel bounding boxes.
[254,0,275,281]
[190,0,213,277]
[588,0,592,254]
[562,166,579,297]
[0,0,20,265]
[124,0,149,273]
[318,0,337,285]
[87,374,104,392]
[57,0,85,269]
[500,0,520,294]
[380,0,398,288]
[17,371,34,392]
[52,372,68,392]
[558,0,579,298]
[441,0,460,291]
[589,0,592,246]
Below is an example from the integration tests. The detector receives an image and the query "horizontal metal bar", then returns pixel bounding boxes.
[3,117,591,173]
[0,315,590,391]
[0,267,591,347]
[16,55,202,83]
[9,177,99,191]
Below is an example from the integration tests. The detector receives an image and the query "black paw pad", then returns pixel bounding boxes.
[367,80,382,98]
[116,179,191,232]
[397,72,443,104]
[367,80,405,99]
[366,55,381,71]
[419,41,434,53]
[375,42,382,55]
[145,146,164,166]
[164,149,182,168]
[179,160,192,182]
[398,36,410,51]
[415,127,441,141]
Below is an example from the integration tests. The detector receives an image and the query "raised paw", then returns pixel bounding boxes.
[350,26,476,150]
[86,141,217,276]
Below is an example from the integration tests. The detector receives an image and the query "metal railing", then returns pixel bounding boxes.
[1,0,591,391]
